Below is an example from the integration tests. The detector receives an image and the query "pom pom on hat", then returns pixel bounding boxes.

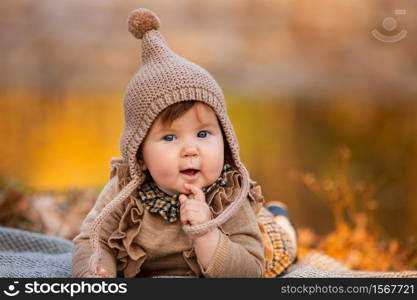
[127,8,160,39]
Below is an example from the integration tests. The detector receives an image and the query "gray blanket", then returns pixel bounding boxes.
[0,226,415,278]
[0,226,72,278]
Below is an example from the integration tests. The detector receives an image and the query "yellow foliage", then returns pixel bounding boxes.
[294,146,417,271]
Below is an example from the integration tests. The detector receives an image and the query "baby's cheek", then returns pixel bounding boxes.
[153,161,176,179]
[204,157,224,183]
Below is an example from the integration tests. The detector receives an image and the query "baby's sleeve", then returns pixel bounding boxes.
[71,176,121,277]
[198,197,265,278]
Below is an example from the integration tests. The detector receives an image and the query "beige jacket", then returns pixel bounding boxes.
[72,170,265,278]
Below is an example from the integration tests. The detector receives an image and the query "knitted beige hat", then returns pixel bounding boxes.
[88,8,251,274]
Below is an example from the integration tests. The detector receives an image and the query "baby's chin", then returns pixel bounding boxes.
[177,185,204,195]
[158,177,218,195]
[156,184,197,195]
[174,181,213,195]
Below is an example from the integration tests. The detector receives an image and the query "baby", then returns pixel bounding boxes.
[72,8,297,278]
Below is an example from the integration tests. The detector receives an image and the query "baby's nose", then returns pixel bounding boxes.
[181,145,198,157]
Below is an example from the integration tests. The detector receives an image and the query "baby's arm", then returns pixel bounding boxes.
[179,183,220,269]
[180,183,264,277]
[72,176,121,277]
[192,228,220,269]
[198,198,265,278]
[179,182,265,277]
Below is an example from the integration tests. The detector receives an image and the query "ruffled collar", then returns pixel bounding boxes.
[137,164,234,222]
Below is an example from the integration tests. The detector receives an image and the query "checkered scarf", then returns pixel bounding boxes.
[137,164,234,222]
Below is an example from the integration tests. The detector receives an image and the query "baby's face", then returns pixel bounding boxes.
[141,103,225,195]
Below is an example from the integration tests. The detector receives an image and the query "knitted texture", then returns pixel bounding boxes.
[88,8,251,275]
[0,226,72,278]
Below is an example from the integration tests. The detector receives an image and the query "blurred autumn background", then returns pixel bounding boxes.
[1,0,417,272]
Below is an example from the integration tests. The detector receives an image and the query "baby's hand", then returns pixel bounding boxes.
[179,183,211,237]
[86,267,111,278]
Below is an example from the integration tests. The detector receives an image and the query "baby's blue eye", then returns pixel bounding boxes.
[197,130,209,138]
[163,135,176,142]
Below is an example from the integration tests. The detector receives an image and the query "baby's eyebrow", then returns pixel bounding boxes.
[152,122,174,134]
[197,121,218,129]
[149,127,170,138]
[152,120,218,135]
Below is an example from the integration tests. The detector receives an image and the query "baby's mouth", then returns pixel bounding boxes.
[180,168,200,176]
